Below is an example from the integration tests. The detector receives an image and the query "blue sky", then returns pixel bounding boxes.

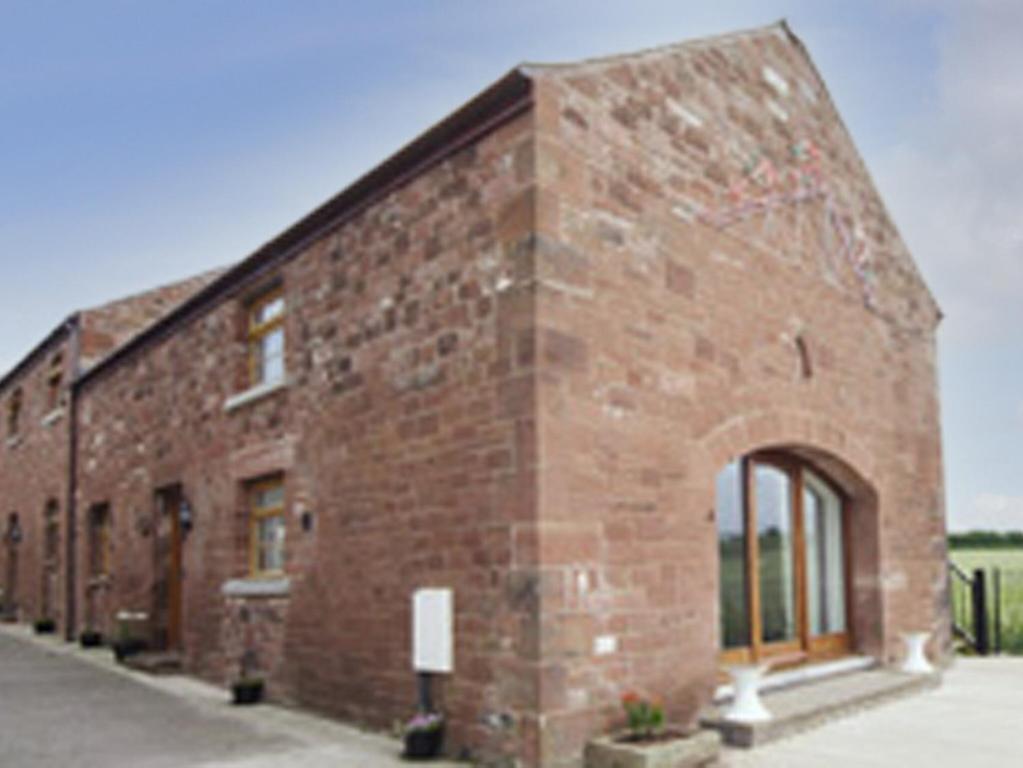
[1,1,1019,531]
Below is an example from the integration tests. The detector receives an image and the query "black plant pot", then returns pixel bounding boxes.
[80,630,104,648]
[33,619,56,634]
[231,680,264,705]
[112,638,147,662]
[403,727,445,760]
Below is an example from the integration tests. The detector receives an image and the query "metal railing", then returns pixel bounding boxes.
[949,562,1023,655]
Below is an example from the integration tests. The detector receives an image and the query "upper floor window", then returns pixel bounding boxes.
[46,353,63,412]
[7,388,22,438]
[249,476,285,577]
[247,288,285,388]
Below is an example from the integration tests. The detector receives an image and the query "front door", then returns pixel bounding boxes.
[717,454,850,664]
[4,514,20,618]
[153,487,183,651]
[40,505,60,622]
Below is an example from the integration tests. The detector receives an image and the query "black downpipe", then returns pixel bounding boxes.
[64,320,81,642]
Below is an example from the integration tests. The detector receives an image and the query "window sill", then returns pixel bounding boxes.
[40,409,64,427]
[221,576,291,598]
[223,378,288,412]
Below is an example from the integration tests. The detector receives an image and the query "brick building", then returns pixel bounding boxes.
[2,23,948,768]
[0,271,223,632]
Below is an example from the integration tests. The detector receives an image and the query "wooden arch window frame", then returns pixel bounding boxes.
[718,451,854,667]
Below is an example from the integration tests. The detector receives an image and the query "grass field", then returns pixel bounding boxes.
[949,547,1023,654]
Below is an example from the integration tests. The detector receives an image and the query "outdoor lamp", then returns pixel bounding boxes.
[179,499,193,533]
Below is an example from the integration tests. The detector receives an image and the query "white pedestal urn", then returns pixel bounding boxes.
[901,632,934,674]
[723,664,772,723]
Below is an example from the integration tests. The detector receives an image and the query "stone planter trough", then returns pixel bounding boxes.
[584,728,721,768]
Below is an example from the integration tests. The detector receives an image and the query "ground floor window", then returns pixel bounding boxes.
[249,477,285,577]
[717,453,849,663]
[88,504,111,578]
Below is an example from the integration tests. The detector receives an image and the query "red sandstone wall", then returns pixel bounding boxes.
[0,270,228,638]
[75,109,541,765]
[526,25,947,766]
[0,334,73,630]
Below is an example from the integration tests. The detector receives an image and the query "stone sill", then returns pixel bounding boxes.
[40,409,64,427]
[223,379,288,412]
[221,576,291,598]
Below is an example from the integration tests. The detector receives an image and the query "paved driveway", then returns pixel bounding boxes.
[725,657,1023,767]
[0,627,457,767]
[4,626,1022,767]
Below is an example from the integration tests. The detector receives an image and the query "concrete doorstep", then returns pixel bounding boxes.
[702,667,940,748]
[0,623,462,768]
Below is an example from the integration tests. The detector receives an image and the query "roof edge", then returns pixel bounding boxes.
[76,67,534,391]
[0,313,79,396]
[520,19,788,74]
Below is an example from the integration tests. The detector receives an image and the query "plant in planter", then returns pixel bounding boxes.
[621,692,666,742]
[402,711,445,760]
[111,611,149,662]
[583,692,721,768]
[79,629,104,648]
[33,617,56,634]
[230,650,264,706]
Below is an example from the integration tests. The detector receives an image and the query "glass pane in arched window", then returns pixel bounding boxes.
[716,460,749,649]
[755,464,796,644]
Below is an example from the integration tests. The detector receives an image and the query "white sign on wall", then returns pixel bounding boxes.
[413,588,453,673]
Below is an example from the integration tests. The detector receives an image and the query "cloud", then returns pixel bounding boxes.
[873,0,1023,345]
[949,493,1023,532]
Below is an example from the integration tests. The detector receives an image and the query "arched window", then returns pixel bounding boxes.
[716,453,849,663]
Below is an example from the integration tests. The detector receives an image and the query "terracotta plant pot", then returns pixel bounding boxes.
[403,727,445,760]
[231,679,264,705]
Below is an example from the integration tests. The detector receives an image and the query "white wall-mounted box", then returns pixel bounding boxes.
[413,588,453,673]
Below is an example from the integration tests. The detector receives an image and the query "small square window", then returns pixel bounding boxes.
[46,354,63,412]
[7,388,23,437]
[248,476,285,577]
[247,289,286,388]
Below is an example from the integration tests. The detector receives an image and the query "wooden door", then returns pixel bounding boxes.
[4,515,19,618]
[153,488,183,651]
[40,504,60,622]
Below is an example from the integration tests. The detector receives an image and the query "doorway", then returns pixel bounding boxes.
[40,501,59,622]
[3,513,21,619]
[717,453,850,664]
[153,487,184,651]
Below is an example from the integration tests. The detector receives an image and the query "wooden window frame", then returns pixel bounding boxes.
[246,287,286,388]
[718,453,853,667]
[248,476,286,578]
